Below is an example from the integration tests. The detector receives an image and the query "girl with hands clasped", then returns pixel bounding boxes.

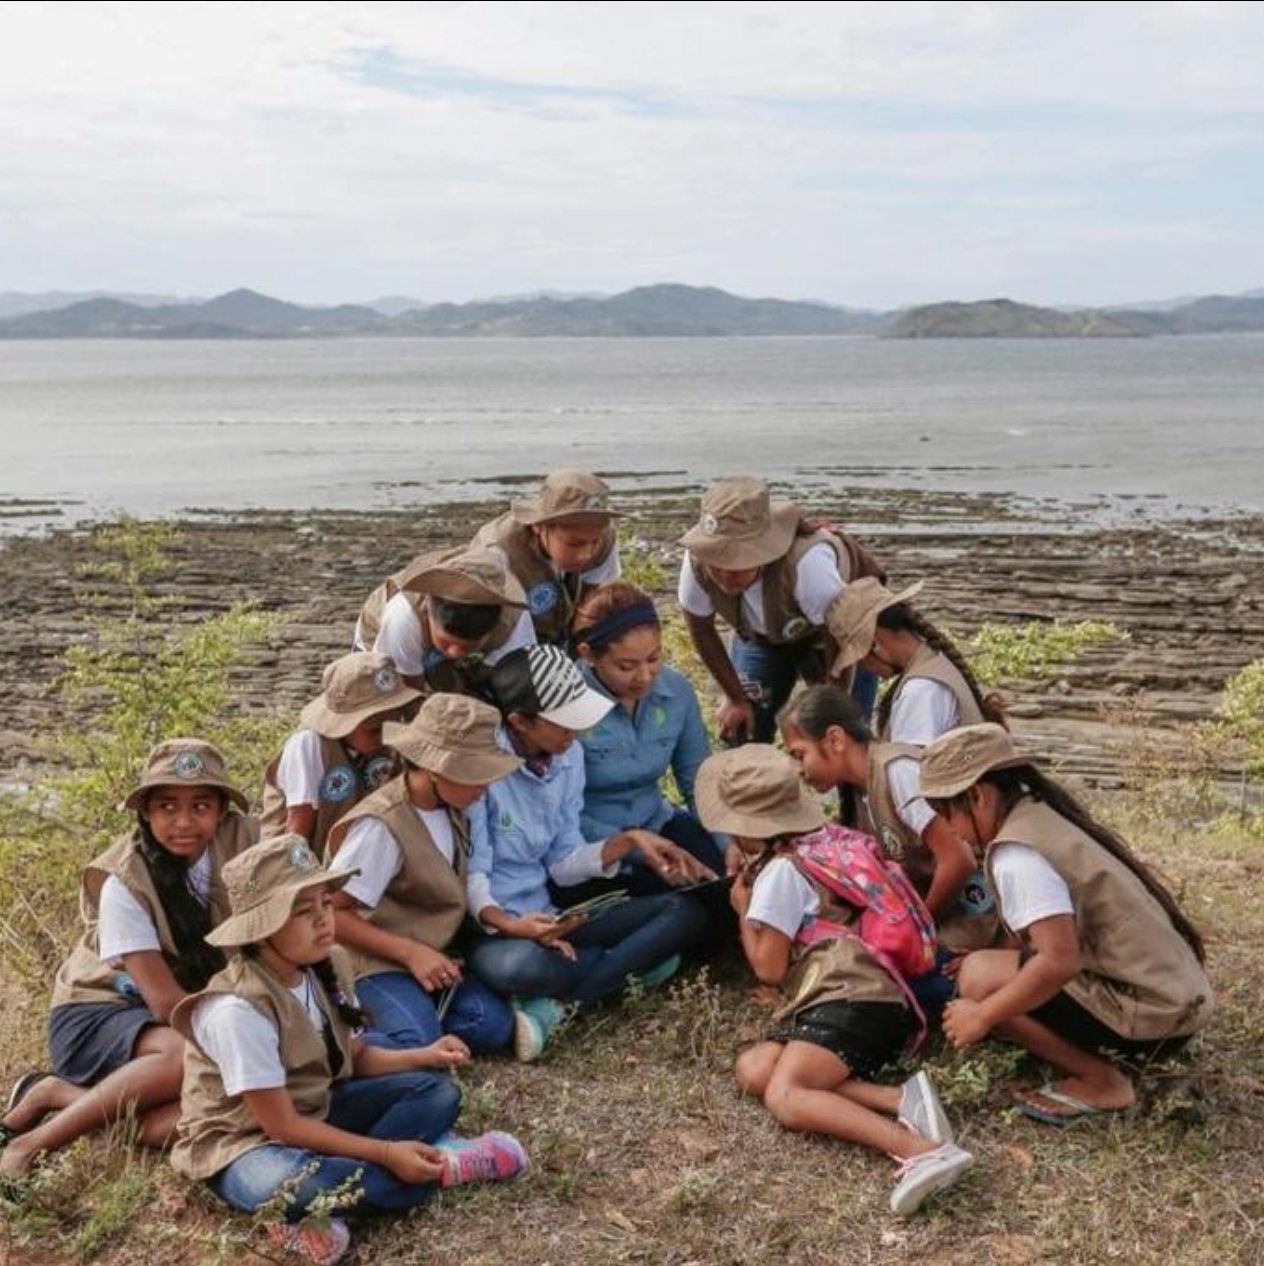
[921,725,1213,1126]
[696,745,974,1218]
[171,835,526,1266]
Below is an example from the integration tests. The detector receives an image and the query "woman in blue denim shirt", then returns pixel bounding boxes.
[573,582,729,892]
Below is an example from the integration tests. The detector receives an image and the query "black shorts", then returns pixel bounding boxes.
[49,1000,156,1086]
[767,1000,914,1079]
[1030,990,1190,1063]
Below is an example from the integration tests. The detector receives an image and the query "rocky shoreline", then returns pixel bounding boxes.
[2,482,1261,789]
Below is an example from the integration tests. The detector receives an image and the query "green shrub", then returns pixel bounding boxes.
[966,618,1126,687]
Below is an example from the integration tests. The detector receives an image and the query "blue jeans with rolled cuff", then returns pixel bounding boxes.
[208,1070,461,1218]
[355,970,513,1054]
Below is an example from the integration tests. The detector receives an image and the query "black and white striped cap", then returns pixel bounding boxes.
[490,645,614,732]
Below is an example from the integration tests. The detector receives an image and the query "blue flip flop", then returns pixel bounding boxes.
[1017,1083,1126,1127]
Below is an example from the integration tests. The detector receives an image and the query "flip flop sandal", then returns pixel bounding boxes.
[0,1173,32,1204]
[1016,1083,1125,1128]
[5,1071,51,1115]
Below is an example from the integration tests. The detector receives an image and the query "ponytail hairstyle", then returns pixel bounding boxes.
[571,581,660,653]
[137,797,227,993]
[874,603,1006,735]
[936,766,1206,963]
[310,956,371,1032]
[778,685,872,828]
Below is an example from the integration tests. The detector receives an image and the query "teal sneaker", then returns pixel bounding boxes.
[628,953,681,993]
[512,996,568,1063]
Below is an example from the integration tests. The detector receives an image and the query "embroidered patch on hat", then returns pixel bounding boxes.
[319,764,357,803]
[527,581,560,615]
[700,512,719,534]
[288,840,320,871]
[373,665,400,693]
[173,750,206,780]
[781,616,809,640]
[365,756,396,789]
[582,493,606,510]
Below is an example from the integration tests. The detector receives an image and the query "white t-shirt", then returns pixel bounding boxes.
[373,594,536,678]
[677,544,845,637]
[274,729,328,808]
[884,755,937,838]
[887,677,960,746]
[190,971,340,1096]
[990,843,1075,932]
[745,856,821,940]
[97,850,213,961]
[337,807,457,910]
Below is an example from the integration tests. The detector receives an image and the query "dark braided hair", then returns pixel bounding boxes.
[310,955,371,1031]
[778,685,872,828]
[931,766,1206,963]
[874,603,1006,735]
[137,802,227,993]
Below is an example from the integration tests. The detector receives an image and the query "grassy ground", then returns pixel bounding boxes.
[3,812,1262,1266]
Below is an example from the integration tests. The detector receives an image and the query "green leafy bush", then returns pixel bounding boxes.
[966,619,1126,687]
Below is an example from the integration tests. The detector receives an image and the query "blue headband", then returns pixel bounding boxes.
[573,600,659,649]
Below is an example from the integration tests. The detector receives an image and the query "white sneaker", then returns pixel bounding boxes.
[889,1142,974,1217]
[898,1071,954,1146]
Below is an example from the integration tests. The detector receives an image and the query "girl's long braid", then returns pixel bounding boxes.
[310,955,371,1032]
[875,604,1006,734]
[138,816,226,992]
[983,766,1206,963]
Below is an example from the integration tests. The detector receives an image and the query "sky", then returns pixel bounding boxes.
[2,0,1262,309]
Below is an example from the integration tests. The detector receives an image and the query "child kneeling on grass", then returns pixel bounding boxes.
[170,835,526,1266]
[695,745,974,1217]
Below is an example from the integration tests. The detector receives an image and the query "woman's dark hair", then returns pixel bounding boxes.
[938,766,1206,963]
[570,581,659,653]
[778,685,872,827]
[137,800,227,993]
[430,596,501,642]
[874,603,1006,734]
[311,956,371,1032]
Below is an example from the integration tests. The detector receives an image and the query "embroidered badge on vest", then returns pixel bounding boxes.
[879,825,905,861]
[781,616,809,640]
[364,756,396,790]
[319,764,357,803]
[958,870,995,916]
[528,581,560,615]
[173,750,206,780]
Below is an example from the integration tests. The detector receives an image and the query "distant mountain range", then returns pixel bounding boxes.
[0,284,1260,339]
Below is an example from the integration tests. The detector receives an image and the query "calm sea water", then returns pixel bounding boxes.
[1,335,1261,531]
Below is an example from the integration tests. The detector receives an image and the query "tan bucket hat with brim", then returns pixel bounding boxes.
[510,469,623,525]
[695,745,826,838]
[919,723,1031,801]
[121,738,248,813]
[383,693,523,784]
[299,651,422,739]
[205,834,359,949]
[401,546,527,608]
[826,577,925,674]
[679,476,801,570]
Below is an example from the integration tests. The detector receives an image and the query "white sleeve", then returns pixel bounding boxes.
[548,841,619,886]
[373,593,426,677]
[745,857,820,940]
[190,995,288,1095]
[485,609,537,664]
[97,876,162,960]
[336,817,405,910]
[273,730,327,809]
[885,756,937,838]
[990,844,1075,932]
[792,543,847,626]
[582,542,621,585]
[467,871,499,920]
[888,678,960,746]
[677,554,714,618]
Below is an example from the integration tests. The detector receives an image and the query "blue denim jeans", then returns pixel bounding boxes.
[209,1070,461,1218]
[731,638,879,742]
[467,891,705,1005]
[355,970,513,1054]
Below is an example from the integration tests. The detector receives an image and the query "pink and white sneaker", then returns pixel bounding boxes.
[438,1130,529,1188]
[265,1216,351,1264]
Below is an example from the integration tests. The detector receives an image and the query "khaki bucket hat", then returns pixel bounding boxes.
[383,693,523,784]
[298,652,422,739]
[402,546,527,608]
[205,834,358,949]
[919,723,1030,801]
[679,476,801,570]
[510,469,622,525]
[695,745,826,838]
[122,738,248,813]
[826,577,925,674]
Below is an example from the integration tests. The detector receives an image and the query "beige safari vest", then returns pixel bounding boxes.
[862,742,998,952]
[473,511,616,642]
[170,948,358,1181]
[260,734,399,855]
[325,776,469,979]
[986,799,1214,1040]
[877,643,985,742]
[51,812,259,1010]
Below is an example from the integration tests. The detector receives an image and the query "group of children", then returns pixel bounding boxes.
[0,470,1215,1259]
